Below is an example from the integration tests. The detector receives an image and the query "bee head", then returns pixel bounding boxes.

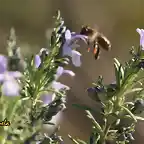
[80,25,94,35]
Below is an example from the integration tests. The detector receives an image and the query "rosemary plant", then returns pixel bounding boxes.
[69,32,144,144]
[0,10,87,144]
[0,9,143,144]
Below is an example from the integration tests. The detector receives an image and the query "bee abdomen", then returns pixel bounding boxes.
[97,35,111,51]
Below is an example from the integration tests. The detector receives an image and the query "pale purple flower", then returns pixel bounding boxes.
[41,81,69,105]
[52,81,70,91]
[136,28,144,49]
[0,55,7,73]
[62,29,88,67]
[0,55,22,96]
[40,91,55,105]
[40,66,74,104]
[34,48,49,68]
[34,55,41,68]
[55,66,75,80]
[1,74,21,96]
[71,50,82,67]
[34,50,75,79]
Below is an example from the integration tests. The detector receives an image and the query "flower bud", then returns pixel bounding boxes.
[132,99,144,114]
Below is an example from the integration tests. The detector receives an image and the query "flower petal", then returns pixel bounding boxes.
[71,35,88,44]
[40,92,55,105]
[0,72,22,82]
[136,28,144,49]
[55,66,75,79]
[142,29,144,33]
[63,69,75,77]
[87,87,101,102]
[55,66,64,79]
[71,50,82,67]
[0,74,5,81]
[0,55,7,73]
[8,71,22,78]
[62,43,72,57]
[87,87,96,92]
[65,29,71,40]
[34,55,41,68]
[136,28,142,35]
[2,79,20,96]
[52,81,70,91]
[140,35,144,49]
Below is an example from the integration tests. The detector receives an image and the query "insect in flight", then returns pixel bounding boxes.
[80,25,112,59]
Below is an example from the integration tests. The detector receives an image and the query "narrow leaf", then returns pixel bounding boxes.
[68,135,80,144]
[135,116,144,121]
[121,106,137,122]
[86,110,103,134]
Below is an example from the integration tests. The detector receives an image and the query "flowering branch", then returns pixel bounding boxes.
[0,10,89,144]
[0,9,143,144]
[70,29,144,144]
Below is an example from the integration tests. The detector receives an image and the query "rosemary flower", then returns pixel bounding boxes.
[41,81,69,105]
[0,55,22,96]
[41,66,74,104]
[87,86,105,102]
[62,29,88,67]
[34,49,75,104]
[55,66,75,80]
[136,28,144,49]
[34,54,41,68]
[34,48,49,68]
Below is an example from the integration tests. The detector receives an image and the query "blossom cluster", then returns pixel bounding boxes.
[0,11,90,144]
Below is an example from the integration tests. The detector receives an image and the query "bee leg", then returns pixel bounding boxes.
[87,41,91,52]
[93,41,100,60]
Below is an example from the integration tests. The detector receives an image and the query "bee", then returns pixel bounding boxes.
[80,26,111,59]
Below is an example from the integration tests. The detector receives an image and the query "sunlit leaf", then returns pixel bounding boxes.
[135,116,144,121]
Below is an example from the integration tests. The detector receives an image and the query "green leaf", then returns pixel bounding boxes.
[68,135,87,144]
[114,58,121,88]
[86,110,103,135]
[68,135,80,144]
[135,116,144,121]
[125,88,143,95]
[95,135,100,143]
[77,139,87,144]
[119,64,125,83]
[121,106,137,122]
[114,58,125,88]
[104,100,114,114]
[56,10,61,20]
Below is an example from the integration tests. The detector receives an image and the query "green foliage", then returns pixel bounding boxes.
[0,10,66,144]
[70,46,144,144]
[0,9,143,144]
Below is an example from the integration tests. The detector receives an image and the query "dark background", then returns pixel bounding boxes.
[0,0,143,143]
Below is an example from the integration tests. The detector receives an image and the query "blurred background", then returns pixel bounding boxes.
[0,0,143,143]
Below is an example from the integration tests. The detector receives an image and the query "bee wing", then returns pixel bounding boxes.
[93,24,100,31]
[70,35,88,46]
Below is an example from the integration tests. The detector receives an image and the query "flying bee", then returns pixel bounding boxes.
[80,26,111,59]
